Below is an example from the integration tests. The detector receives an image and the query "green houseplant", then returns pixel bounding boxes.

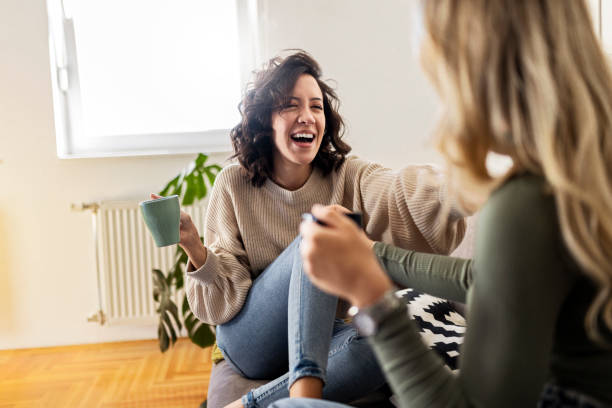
[152,153,222,352]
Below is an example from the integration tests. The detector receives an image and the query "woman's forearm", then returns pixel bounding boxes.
[184,240,207,269]
[368,307,471,408]
[373,242,473,303]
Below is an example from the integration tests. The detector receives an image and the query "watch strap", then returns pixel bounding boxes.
[349,287,404,336]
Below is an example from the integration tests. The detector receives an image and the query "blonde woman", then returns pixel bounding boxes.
[274,0,612,407]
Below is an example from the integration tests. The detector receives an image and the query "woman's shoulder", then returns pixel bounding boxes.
[337,155,384,177]
[480,173,558,244]
[340,155,372,170]
[215,163,250,187]
[488,173,552,213]
[209,163,254,202]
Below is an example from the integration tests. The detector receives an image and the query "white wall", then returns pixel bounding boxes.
[0,0,440,349]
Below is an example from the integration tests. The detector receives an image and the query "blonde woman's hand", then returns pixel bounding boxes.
[150,193,207,268]
[300,204,393,308]
[322,204,375,248]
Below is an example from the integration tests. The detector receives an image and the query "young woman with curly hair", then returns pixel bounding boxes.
[171,51,465,407]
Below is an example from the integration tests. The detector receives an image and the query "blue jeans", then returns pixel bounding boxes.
[215,237,386,408]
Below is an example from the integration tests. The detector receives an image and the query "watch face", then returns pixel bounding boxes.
[350,289,404,336]
[354,313,377,337]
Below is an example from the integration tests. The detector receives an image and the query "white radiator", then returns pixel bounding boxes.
[79,200,207,325]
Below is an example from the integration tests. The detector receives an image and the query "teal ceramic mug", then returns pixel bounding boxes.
[140,195,180,247]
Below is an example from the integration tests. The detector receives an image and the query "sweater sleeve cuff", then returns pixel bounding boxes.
[185,250,220,284]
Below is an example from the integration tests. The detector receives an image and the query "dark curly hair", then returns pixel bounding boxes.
[230,50,351,187]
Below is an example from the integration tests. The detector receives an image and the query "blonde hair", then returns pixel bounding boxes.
[420,0,612,343]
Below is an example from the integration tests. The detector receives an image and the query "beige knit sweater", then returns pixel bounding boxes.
[185,156,466,325]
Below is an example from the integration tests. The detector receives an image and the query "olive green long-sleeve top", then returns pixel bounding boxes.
[371,174,612,407]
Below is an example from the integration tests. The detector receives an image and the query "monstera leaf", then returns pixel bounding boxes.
[159,153,222,206]
[169,244,188,291]
[152,269,182,352]
[182,295,215,348]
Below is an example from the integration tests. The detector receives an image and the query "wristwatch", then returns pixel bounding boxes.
[348,288,404,336]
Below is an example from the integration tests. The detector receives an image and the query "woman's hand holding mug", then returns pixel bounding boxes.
[149,193,208,268]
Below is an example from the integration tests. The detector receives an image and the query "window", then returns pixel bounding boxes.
[46,0,259,158]
[589,0,612,56]
[601,0,612,55]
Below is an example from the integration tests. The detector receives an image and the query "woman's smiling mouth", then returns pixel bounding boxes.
[290,133,315,145]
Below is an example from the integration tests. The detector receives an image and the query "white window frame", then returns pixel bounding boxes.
[46,0,261,159]
[590,0,603,42]
[600,0,612,56]
[590,0,612,56]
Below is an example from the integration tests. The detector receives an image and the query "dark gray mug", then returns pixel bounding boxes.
[140,195,180,247]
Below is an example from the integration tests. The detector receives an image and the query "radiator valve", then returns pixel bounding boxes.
[87,310,107,325]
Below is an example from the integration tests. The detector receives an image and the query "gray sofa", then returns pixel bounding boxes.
[206,216,478,408]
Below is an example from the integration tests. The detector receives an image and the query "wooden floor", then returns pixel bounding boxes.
[0,339,212,408]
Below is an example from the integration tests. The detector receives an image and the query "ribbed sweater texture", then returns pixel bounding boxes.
[185,156,466,325]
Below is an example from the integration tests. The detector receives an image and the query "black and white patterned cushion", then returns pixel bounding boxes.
[396,288,466,372]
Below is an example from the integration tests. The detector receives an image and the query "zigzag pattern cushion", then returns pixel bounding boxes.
[396,288,466,372]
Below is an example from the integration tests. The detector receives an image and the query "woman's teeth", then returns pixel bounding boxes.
[291,133,314,143]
